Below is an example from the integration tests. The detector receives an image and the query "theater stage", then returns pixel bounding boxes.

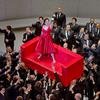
[20,37,83,86]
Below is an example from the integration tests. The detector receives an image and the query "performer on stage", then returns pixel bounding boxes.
[35,18,56,63]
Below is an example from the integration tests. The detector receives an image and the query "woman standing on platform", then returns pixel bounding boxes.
[35,18,56,64]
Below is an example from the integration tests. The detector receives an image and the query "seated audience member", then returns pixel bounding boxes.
[22,27,35,43]
[32,16,44,36]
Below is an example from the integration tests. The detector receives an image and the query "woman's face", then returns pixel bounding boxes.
[45,19,49,26]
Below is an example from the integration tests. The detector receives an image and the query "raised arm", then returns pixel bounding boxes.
[0,28,6,33]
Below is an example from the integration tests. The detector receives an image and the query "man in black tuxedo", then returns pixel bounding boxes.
[52,8,66,28]
[0,25,16,50]
[62,24,75,50]
[81,34,93,48]
[22,27,35,43]
[75,27,85,48]
[69,17,79,33]
[81,33,93,57]
[52,22,63,45]
[95,24,100,42]
[86,18,96,39]
[32,16,44,36]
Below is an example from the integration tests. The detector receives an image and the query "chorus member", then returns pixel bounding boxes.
[52,7,66,28]
[52,22,62,45]
[0,85,5,100]
[95,24,100,42]
[22,27,35,43]
[0,25,16,50]
[69,17,79,33]
[86,18,96,39]
[32,16,44,36]
[62,24,75,50]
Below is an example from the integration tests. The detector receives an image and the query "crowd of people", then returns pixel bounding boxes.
[0,8,100,100]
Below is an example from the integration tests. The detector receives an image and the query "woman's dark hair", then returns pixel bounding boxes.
[72,17,77,22]
[39,16,43,20]
[6,25,12,32]
[43,18,49,25]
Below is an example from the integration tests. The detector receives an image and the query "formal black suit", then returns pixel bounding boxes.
[69,23,79,33]
[81,39,92,47]
[52,12,66,28]
[32,21,43,36]
[0,29,16,50]
[22,32,35,43]
[62,30,75,49]
[81,39,93,57]
[75,32,85,48]
[52,26,62,44]
[95,46,100,65]
[86,22,96,37]
[95,28,100,42]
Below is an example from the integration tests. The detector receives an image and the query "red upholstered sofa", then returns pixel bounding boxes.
[20,37,84,86]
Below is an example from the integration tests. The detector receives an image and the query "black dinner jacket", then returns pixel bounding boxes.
[53,12,66,28]
[0,29,16,44]
[32,21,42,36]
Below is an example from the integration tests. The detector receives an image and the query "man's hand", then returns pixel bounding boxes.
[6,39,9,42]
[63,39,66,42]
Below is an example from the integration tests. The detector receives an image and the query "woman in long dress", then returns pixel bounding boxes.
[35,18,56,63]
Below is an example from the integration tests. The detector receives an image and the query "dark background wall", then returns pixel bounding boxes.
[0,0,100,21]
